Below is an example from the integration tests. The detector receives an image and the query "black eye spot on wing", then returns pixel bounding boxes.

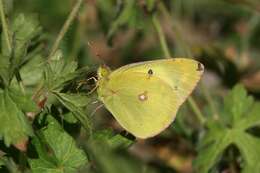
[138,91,148,101]
[148,69,153,75]
[196,62,203,71]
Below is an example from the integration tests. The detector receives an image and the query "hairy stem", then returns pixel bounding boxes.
[152,14,171,58]
[48,0,84,59]
[0,0,11,52]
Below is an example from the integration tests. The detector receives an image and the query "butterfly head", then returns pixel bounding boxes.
[97,65,111,80]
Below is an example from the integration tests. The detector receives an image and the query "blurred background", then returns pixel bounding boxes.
[5,0,260,172]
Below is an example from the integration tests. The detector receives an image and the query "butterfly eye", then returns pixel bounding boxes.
[148,69,153,75]
[196,63,203,71]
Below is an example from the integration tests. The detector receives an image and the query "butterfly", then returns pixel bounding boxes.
[97,58,204,139]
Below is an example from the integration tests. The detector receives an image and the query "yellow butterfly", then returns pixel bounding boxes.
[97,58,204,139]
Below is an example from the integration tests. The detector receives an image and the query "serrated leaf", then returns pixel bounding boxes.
[29,115,88,173]
[54,92,91,108]
[0,89,33,146]
[19,54,45,86]
[194,85,260,173]
[8,88,38,113]
[8,14,42,62]
[223,85,254,126]
[55,93,92,124]
[44,50,89,92]
[52,92,92,136]
[0,13,42,86]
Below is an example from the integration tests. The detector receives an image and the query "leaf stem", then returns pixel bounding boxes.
[152,10,206,125]
[48,0,84,59]
[0,0,11,52]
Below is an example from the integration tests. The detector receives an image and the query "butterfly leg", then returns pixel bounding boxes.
[77,77,98,94]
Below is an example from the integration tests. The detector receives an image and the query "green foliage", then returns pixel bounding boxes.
[1,0,260,173]
[194,85,260,173]
[0,158,5,168]
[43,51,80,92]
[0,88,35,146]
[29,115,87,173]
[0,13,42,86]
[93,129,134,149]
[53,92,92,135]
[87,130,157,173]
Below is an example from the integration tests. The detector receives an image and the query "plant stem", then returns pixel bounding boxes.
[152,14,171,58]
[0,0,11,52]
[33,0,83,101]
[152,11,206,125]
[187,97,206,125]
[201,82,219,119]
[48,0,84,59]
[228,147,238,173]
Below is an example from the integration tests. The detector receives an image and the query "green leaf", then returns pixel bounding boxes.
[44,50,89,92]
[53,92,91,108]
[0,152,7,168]
[0,13,42,86]
[87,136,157,173]
[8,14,42,60]
[0,54,10,86]
[223,85,254,126]
[19,54,45,87]
[8,88,38,113]
[52,91,92,137]
[93,129,134,149]
[0,157,20,172]
[29,115,88,173]
[0,89,33,146]
[194,85,260,173]
[0,158,5,168]
[62,112,78,124]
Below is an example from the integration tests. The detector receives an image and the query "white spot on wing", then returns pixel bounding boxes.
[138,91,148,101]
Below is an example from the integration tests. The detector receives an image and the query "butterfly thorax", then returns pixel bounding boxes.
[97,65,112,101]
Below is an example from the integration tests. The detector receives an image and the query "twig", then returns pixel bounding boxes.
[187,97,206,125]
[48,0,84,59]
